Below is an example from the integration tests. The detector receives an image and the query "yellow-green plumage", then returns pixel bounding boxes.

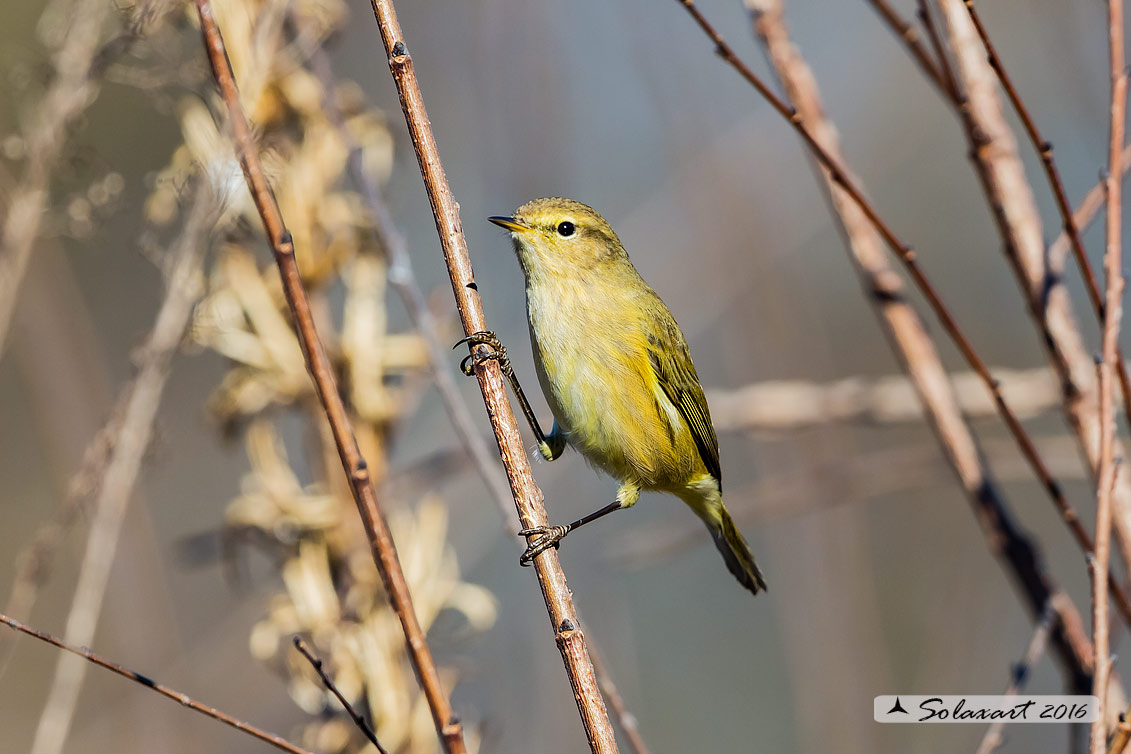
[498,197,766,595]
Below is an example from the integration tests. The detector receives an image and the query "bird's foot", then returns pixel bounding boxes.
[518,524,571,566]
[454,330,512,377]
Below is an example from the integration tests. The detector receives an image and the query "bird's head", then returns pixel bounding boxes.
[488,197,627,282]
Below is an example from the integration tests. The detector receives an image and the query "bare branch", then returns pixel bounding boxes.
[292,637,389,754]
[1093,0,1127,748]
[192,3,468,752]
[0,612,313,754]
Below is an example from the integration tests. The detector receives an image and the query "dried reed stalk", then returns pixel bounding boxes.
[29,184,216,754]
[363,1,618,751]
[1093,1,1127,749]
[0,611,314,754]
[743,0,1096,688]
[192,3,468,752]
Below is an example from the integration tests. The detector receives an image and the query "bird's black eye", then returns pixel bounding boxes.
[556,221,575,237]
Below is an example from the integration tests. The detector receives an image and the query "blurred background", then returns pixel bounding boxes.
[0,0,1126,752]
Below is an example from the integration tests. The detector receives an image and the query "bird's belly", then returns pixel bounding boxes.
[528,294,695,488]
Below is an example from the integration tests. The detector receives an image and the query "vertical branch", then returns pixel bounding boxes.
[191,4,468,753]
[743,0,1093,690]
[362,2,618,752]
[1094,1,1127,750]
[862,0,951,96]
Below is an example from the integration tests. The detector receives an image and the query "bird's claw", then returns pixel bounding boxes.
[518,525,571,566]
[454,330,511,377]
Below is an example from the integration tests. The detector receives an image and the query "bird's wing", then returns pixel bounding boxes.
[643,303,722,485]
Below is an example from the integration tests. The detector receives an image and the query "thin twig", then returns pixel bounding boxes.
[306,45,516,534]
[976,600,1056,754]
[1050,145,1131,270]
[962,0,1131,433]
[1094,0,1127,749]
[292,637,389,754]
[862,0,952,96]
[192,4,468,752]
[362,2,618,751]
[29,184,217,754]
[674,0,1095,686]
[0,612,313,754]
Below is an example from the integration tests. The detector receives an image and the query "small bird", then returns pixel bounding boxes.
[461,197,766,595]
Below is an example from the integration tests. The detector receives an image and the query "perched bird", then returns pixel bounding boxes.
[461,197,766,595]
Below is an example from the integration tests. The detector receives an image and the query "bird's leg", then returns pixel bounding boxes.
[518,484,639,566]
[454,330,564,460]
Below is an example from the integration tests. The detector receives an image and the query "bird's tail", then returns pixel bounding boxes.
[706,502,767,596]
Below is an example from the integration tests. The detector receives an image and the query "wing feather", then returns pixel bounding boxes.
[644,309,722,486]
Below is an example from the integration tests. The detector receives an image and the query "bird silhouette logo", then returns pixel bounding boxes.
[887,697,909,715]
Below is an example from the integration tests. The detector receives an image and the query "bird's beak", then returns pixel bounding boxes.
[488,215,531,234]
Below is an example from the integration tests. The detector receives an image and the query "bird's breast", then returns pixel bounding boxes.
[524,277,694,487]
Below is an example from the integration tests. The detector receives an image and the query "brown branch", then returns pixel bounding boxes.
[862,0,952,96]
[192,4,468,753]
[292,637,389,754]
[962,0,1131,435]
[740,0,1095,688]
[975,600,1056,754]
[362,2,618,752]
[30,183,217,754]
[1094,0,1127,749]
[1050,145,1131,269]
[0,612,313,754]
